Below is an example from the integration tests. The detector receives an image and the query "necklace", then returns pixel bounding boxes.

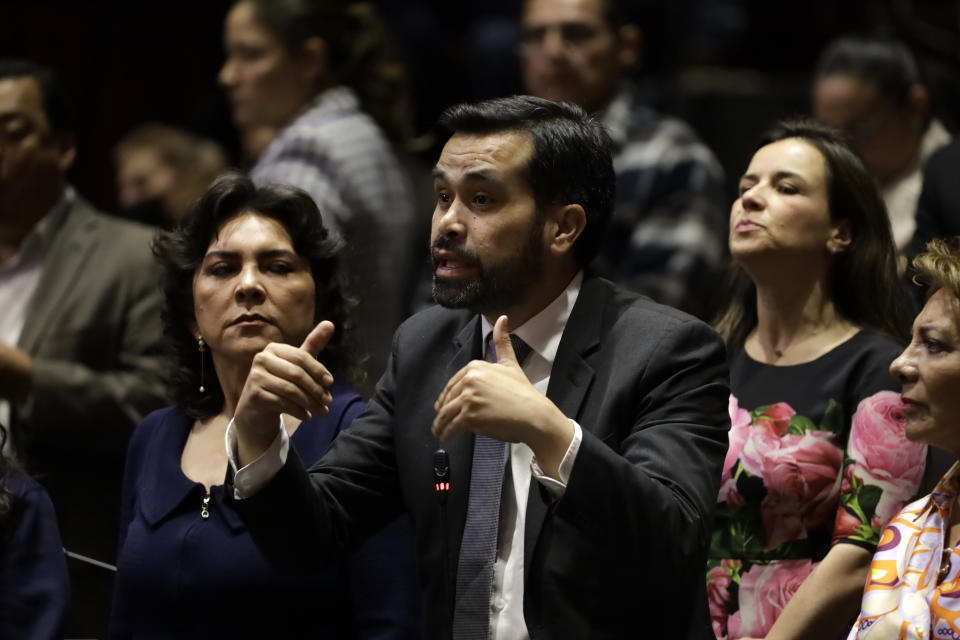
[764,329,819,361]
[763,322,858,362]
[943,500,960,583]
[770,340,802,360]
[940,526,960,583]
[940,548,954,583]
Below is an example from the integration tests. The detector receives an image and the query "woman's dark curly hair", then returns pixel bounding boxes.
[153,172,361,419]
[0,426,21,542]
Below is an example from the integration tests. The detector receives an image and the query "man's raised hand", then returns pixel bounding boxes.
[431,315,572,478]
[491,314,521,367]
[234,320,337,463]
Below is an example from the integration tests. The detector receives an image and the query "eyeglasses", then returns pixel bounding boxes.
[518,22,608,55]
[844,104,899,148]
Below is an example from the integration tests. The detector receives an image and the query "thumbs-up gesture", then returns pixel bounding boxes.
[234,320,337,464]
[490,314,523,368]
[432,315,573,478]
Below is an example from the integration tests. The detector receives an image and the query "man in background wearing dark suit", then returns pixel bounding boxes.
[229,96,729,638]
[0,59,166,636]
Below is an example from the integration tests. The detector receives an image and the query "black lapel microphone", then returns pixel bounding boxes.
[434,447,452,634]
[433,448,450,503]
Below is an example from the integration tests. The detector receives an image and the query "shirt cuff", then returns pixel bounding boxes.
[226,415,289,499]
[531,419,582,499]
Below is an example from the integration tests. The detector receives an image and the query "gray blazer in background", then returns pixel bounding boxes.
[14,196,167,563]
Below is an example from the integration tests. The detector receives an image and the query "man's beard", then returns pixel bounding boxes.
[431,223,545,314]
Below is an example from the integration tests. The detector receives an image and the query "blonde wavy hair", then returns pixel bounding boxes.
[913,237,960,300]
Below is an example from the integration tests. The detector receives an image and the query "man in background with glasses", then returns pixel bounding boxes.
[813,35,951,253]
[519,0,728,321]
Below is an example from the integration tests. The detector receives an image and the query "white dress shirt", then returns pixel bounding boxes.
[478,270,583,640]
[882,119,951,250]
[227,271,586,639]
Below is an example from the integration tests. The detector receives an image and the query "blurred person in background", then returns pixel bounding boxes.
[0,59,166,637]
[219,0,418,394]
[519,0,727,319]
[908,140,960,263]
[708,119,925,640]
[114,123,227,228]
[109,174,419,638]
[813,35,952,253]
[848,238,960,639]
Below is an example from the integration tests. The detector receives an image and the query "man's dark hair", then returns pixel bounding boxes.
[437,95,615,266]
[0,59,75,134]
[152,172,360,419]
[521,0,638,30]
[815,36,922,107]
[599,0,635,29]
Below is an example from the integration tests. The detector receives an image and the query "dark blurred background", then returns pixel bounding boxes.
[3,0,958,210]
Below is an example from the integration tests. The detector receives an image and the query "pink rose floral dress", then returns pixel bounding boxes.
[707,331,928,640]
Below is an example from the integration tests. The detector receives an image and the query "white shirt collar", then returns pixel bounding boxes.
[480,270,583,365]
[0,185,73,274]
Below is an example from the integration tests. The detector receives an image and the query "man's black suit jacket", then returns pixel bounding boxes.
[236,276,730,638]
[908,140,960,260]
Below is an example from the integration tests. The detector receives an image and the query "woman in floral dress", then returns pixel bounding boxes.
[707,119,926,640]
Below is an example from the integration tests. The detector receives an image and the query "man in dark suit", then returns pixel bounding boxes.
[0,59,166,635]
[229,96,729,638]
[908,140,960,262]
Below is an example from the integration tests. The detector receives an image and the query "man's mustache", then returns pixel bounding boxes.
[431,237,481,268]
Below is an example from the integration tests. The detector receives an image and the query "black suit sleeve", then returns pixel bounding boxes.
[908,141,960,260]
[234,338,406,571]
[559,318,727,561]
[547,316,729,634]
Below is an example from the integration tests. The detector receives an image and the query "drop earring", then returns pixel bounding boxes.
[198,336,206,393]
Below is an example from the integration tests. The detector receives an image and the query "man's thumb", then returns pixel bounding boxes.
[300,320,335,357]
[492,315,518,366]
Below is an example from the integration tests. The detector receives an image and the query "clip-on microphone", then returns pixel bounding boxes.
[434,447,452,630]
[433,448,450,504]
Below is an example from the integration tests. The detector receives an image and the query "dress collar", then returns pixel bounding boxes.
[925,460,960,521]
[138,409,246,531]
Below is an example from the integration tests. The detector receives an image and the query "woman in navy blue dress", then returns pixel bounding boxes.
[0,426,70,640]
[109,174,420,638]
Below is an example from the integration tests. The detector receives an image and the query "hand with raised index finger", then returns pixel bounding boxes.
[234,320,337,463]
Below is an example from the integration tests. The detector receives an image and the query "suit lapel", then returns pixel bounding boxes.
[524,277,605,578]
[18,200,100,354]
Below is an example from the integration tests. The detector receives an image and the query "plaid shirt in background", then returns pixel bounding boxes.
[593,84,728,320]
[252,86,417,390]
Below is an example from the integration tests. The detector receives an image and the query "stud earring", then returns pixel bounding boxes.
[198,336,206,393]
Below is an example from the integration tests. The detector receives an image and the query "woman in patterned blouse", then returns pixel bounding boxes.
[848,238,960,639]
